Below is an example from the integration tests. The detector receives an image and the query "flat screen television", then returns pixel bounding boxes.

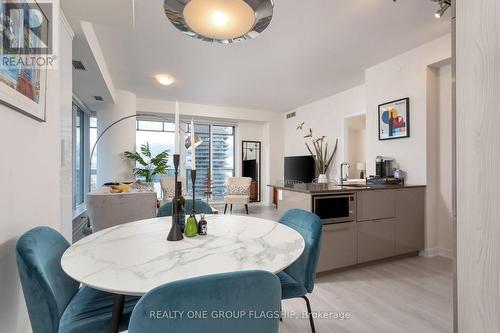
[284,155,316,184]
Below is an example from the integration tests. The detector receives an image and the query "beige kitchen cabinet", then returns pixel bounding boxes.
[272,184,425,270]
[318,222,357,272]
[357,218,396,263]
[395,187,425,255]
[356,190,396,221]
[277,190,312,215]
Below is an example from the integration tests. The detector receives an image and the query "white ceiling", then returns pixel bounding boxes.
[62,0,451,112]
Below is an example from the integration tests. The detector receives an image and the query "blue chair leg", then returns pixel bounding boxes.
[302,296,316,333]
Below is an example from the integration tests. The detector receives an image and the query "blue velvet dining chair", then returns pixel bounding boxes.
[128,270,281,333]
[157,199,213,217]
[278,209,323,333]
[16,226,139,333]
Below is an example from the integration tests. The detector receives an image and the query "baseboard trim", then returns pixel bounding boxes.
[317,252,420,275]
[420,248,439,257]
[437,248,454,259]
[420,247,455,259]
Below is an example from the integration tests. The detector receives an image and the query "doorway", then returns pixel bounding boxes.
[426,61,454,259]
[344,114,367,180]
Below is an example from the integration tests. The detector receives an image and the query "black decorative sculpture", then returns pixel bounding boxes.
[167,154,183,241]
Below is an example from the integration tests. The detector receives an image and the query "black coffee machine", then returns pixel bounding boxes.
[368,156,403,185]
[375,156,394,178]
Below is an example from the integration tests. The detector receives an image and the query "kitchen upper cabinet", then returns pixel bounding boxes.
[395,187,425,255]
[357,218,396,263]
[357,190,396,221]
[318,222,357,272]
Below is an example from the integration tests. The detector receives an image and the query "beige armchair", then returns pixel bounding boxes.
[160,177,188,205]
[224,177,252,214]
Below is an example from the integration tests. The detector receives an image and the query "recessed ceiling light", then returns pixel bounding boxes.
[155,74,175,86]
[164,0,274,43]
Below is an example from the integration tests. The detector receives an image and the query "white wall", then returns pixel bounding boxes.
[60,15,75,240]
[137,98,283,204]
[283,35,452,256]
[365,34,452,184]
[236,121,267,202]
[364,35,451,256]
[0,14,73,333]
[284,85,366,182]
[284,36,452,185]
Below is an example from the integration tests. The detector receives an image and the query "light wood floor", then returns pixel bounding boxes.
[216,203,454,333]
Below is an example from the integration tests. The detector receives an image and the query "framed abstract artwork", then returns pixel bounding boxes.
[0,0,50,122]
[378,97,410,140]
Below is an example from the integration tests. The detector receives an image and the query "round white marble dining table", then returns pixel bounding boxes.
[61,214,305,297]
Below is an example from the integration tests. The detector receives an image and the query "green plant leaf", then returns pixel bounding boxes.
[124,142,171,182]
[325,139,339,171]
[124,151,148,167]
[140,142,152,159]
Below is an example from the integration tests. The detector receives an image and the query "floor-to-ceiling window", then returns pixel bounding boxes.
[136,120,179,194]
[89,116,97,191]
[211,125,235,199]
[72,103,85,209]
[72,100,95,210]
[185,123,211,200]
[135,119,235,201]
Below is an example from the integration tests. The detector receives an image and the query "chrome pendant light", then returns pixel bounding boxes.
[164,0,274,43]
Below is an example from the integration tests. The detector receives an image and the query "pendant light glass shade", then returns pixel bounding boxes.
[164,0,273,43]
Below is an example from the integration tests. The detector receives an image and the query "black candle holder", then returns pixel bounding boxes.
[190,169,198,225]
[167,154,183,242]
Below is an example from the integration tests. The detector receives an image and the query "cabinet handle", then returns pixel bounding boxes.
[324,225,352,232]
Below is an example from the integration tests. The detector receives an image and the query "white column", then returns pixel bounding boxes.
[96,90,137,186]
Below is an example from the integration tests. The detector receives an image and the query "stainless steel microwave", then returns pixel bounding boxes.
[313,194,356,224]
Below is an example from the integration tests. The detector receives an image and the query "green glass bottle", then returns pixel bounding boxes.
[184,214,198,237]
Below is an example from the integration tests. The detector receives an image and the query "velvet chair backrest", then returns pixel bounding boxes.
[279,209,322,293]
[129,270,281,333]
[16,227,79,333]
[157,199,213,217]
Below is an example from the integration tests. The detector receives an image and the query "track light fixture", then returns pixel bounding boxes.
[434,0,451,18]
[392,0,451,19]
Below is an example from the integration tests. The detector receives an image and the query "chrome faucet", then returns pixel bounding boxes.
[340,162,350,185]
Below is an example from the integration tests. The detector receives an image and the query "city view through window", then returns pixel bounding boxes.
[136,120,235,201]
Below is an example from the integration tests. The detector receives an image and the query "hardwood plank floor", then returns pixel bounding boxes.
[218,203,454,333]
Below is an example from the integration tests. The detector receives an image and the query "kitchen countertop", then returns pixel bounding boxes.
[268,182,425,194]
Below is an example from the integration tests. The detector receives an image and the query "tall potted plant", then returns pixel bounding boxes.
[297,123,338,184]
[124,142,169,183]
